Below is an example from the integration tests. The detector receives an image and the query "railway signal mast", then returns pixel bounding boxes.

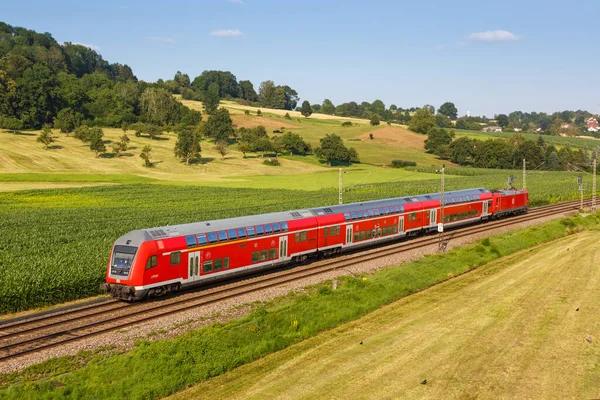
[593,159,597,212]
[523,159,526,191]
[339,168,343,205]
[578,175,584,211]
[438,164,445,251]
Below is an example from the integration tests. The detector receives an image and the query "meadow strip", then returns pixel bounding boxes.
[2,213,597,399]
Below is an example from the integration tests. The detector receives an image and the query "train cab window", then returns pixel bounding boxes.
[350,212,357,220]
[255,225,264,236]
[261,249,269,261]
[270,248,277,259]
[247,226,256,238]
[227,229,238,240]
[196,234,207,246]
[224,257,230,269]
[281,221,289,232]
[324,227,328,237]
[170,252,181,266]
[237,228,247,239]
[218,231,228,242]
[203,260,213,273]
[214,258,223,271]
[344,213,351,221]
[207,232,218,244]
[273,223,281,233]
[300,231,307,242]
[409,213,416,221]
[146,255,157,270]
[185,235,197,248]
[252,252,259,263]
[374,209,380,216]
[264,224,273,235]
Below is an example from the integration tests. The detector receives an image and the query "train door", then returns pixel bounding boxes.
[429,209,437,228]
[345,225,353,245]
[187,251,200,282]
[279,236,289,261]
[482,201,489,217]
[398,215,405,234]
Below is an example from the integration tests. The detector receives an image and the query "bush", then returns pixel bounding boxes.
[284,113,291,120]
[257,109,262,116]
[263,158,280,166]
[341,121,352,127]
[391,159,417,168]
[244,110,250,115]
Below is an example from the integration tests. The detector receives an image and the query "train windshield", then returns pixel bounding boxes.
[111,245,138,277]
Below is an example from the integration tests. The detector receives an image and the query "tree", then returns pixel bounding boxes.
[321,99,335,115]
[424,128,454,158]
[214,140,229,159]
[174,71,190,88]
[389,104,398,111]
[258,80,278,108]
[495,114,509,127]
[203,82,220,115]
[140,145,153,167]
[256,109,262,116]
[370,114,381,126]
[301,100,312,118]
[423,104,435,115]
[140,87,179,125]
[239,80,258,102]
[408,108,436,134]
[238,141,250,158]
[473,139,512,168]
[284,112,291,120]
[314,134,359,165]
[174,127,202,165]
[53,107,82,135]
[203,108,233,142]
[89,130,106,157]
[438,102,458,120]
[449,137,475,165]
[111,141,126,156]
[435,114,453,128]
[73,125,102,145]
[36,127,54,149]
[277,132,311,155]
[370,100,385,116]
[144,124,163,140]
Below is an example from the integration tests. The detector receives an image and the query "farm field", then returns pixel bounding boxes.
[454,128,600,149]
[0,166,595,314]
[171,230,600,400]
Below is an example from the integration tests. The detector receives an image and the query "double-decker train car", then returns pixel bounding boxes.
[102,187,528,301]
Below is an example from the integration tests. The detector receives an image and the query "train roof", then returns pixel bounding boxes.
[131,188,491,242]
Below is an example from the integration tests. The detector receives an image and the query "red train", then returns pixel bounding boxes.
[101,188,528,301]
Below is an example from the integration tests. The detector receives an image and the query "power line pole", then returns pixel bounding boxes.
[338,168,343,205]
[578,175,583,211]
[438,164,445,251]
[593,159,597,212]
[523,158,526,191]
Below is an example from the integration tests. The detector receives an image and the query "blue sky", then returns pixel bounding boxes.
[3,0,599,116]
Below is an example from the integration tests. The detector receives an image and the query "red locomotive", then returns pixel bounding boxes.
[101,187,528,301]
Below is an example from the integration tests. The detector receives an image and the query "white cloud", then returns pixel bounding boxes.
[149,36,176,43]
[468,30,520,42]
[211,29,243,37]
[71,42,100,51]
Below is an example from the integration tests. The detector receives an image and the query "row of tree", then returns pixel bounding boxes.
[425,128,597,171]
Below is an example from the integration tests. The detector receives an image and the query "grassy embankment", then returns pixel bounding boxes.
[2,213,599,399]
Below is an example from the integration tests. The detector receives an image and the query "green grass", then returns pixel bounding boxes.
[3,213,598,399]
[0,173,157,184]
[454,129,600,149]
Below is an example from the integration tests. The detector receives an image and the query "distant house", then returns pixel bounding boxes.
[482,126,502,133]
[513,128,522,132]
[587,117,599,132]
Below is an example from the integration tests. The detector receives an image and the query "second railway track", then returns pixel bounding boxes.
[0,198,590,364]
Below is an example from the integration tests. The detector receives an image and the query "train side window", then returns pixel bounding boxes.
[392,226,398,233]
[324,227,328,237]
[237,228,247,239]
[207,232,218,244]
[224,257,230,269]
[255,225,264,236]
[227,229,238,240]
[196,234,207,246]
[264,224,273,235]
[203,260,213,273]
[247,226,256,238]
[252,252,259,263]
[273,223,281,233]
[270,248,277,259]
[354,232,359,241]
[146,255,157,270]
[261,249,269,261]
[351,212,357,220]
[395,206,400,213]
[366,230,372,239]
[368,209,374,217]
[409,213,416,221]
[295,232,300,243]
[374,209,380,216]
[185,235,197,248]
[344,213,351,221]
[218,231,228,242]
[281,221,289,232]
[360,231,365,240]
[384,207,390,215]
[214,258,223,271]
[170,252,181,266]
[357,210,364,219]
[300,231,307,242]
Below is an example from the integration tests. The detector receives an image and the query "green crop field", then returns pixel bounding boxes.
[0,165,596,314]
[454,128,600,149]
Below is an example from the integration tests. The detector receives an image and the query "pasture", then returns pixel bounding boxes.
[171,230,600,400]
[455,128,600,149]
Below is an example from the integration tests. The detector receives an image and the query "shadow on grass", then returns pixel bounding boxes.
[47,145,64,150]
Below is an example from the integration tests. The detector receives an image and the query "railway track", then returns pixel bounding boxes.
[0,198,592,364]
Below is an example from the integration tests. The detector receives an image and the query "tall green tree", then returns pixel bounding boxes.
[300,100,312,118]
[321,99,335,115]
[36,127,54,149]
[174,127,202,165]
[438,102,458,120]
[140,145,152,167]
[203,82,220,115]
[314,134,359,165]
[203,108,233,142]
[239,80,258,102]
[424,128,454,157]
[495,114,509,127]
[408,108,436,134]
[53,107,82,134]
[89,129,106,157]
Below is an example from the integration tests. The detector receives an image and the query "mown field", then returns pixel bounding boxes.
[0,167,595,314]
[455,128,600,149]
[2,214,598,399]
